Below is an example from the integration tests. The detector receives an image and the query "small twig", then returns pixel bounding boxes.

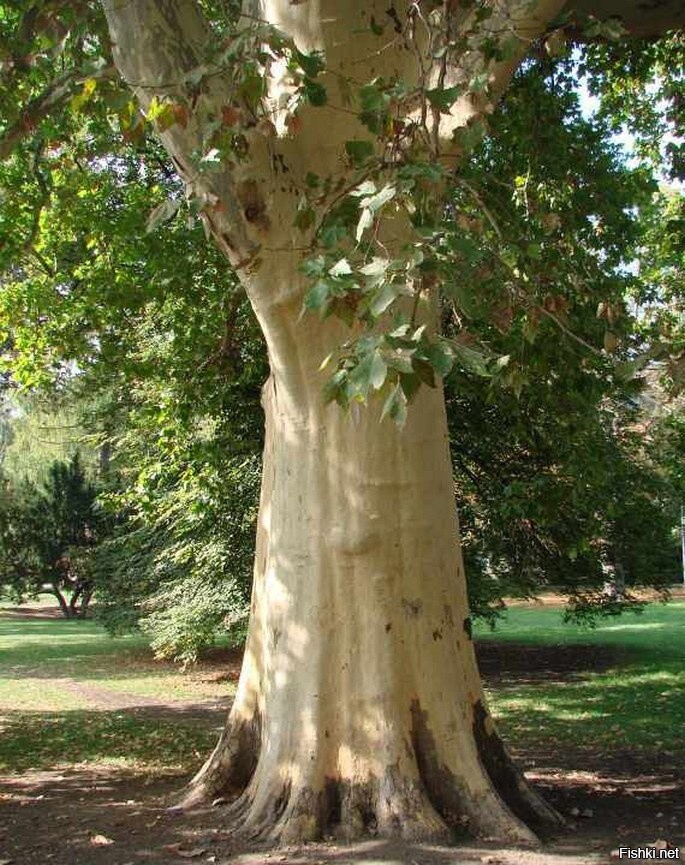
[456,177,502,240]
[535,304,603,356]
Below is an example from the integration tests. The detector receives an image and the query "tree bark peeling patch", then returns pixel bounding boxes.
[401,597,423,618]
[238,180,271,232]
[472,699,564,833]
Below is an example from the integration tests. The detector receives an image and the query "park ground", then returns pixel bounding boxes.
[0,594,683,865]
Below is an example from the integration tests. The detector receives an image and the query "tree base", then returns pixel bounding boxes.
[174,701,563,847]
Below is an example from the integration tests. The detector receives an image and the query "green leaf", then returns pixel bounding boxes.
[303,279,331,313]
[296,49,325,78]
[368,283,398,318]
[425,341,454,377]
[452,342,491,377]
[369,352,388,390]
[425,85,463,112]
[412,357,436,388]
[301,256,326,278]
[399,371,422,399]
[443,280,479,317]
[303,78,327,106]
[381,383,408,426]
[385,351,414,374]
[349,351,388,397]
[323,369,348,405]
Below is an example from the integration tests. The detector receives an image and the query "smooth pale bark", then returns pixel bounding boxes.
[102,0,569,844]
[181,253,561,842]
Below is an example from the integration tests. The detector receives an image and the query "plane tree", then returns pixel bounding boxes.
[1,0,684,847]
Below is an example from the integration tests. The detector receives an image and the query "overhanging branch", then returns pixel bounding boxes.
[564,0,685,38]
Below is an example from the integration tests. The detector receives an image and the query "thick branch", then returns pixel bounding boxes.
[100,0,260,265]
[564,0,685,38]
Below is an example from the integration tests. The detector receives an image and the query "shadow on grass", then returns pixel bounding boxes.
[0,706,224,774]
[476,640,623,685]
[488,659,685,754]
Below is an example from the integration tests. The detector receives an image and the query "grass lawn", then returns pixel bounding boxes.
[1,597,682,777]
[0,601,234,774]
[475,600,685,755]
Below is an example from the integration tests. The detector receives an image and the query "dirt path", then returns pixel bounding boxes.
[51,677,229,714]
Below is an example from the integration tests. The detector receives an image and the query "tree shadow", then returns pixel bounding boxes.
[476,640,623,686]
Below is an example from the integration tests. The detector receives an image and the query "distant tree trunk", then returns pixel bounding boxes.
[51,583,73,618]
[69,580,93,618]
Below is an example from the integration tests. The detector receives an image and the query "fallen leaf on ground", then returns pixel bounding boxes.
[650,840,676,850]
[90,834,114,846]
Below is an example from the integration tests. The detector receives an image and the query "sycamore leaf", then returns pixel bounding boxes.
[362,184,396,213]
[385,351,414,374]
[350,180,377,197]
[356,208,373,242]
[425,341,454,377]
[329,258,353,277]
[359,257,389,277]
[296,49,325,78]
[304,78,327,106]
[452,342,491,377]
[368,283,398,318]
[349,351,387,397]
[381,383,408,426]
[425,85,463,112]
[303,279,331,313]
[323,369,348,405]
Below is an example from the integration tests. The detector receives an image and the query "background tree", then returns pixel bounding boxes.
[0,451,102,616]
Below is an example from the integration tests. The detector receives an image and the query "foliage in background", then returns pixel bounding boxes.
[441,60,681,620]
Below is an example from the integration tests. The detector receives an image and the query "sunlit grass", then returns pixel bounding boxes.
[0,601,232,772]
[477,601,685,754]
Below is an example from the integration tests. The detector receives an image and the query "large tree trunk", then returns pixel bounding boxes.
[177,254,560,843]
[101,0,569,846]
